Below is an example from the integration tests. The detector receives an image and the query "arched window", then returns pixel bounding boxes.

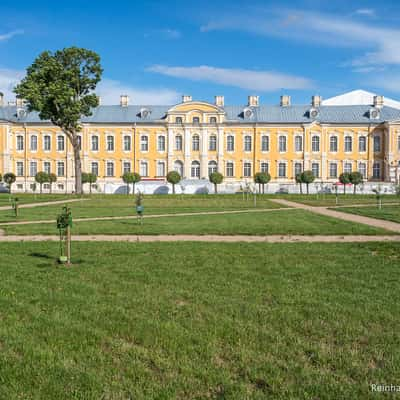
[175,116,182,124]
[30,135,37,151]
[208,160,217,175]
[140,135,148,152]
[174,160,183,176]
[311,136,320,152]
[91,136,99,151]
[330,136,338,152]
[359,136,366,152]
[43,135,51,151]
[344,136,352,152]
[192,135,200,151]
[191,161,200,178]
[193,116,200,124]
[16,135,24,151]
[227,135,234,151]
[244,135,252,152]
[209,135,217,151]
[175,135,182,151]
[210,116,217,124]
[157,135,166,151]
[261,136,269,152]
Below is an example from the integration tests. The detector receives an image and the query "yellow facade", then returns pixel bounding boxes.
[1,95,400,192]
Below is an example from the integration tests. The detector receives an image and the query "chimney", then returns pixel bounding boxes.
[312,95,322,108]
[0,92,3,106]
[248,95,259,107]
[120,95,129,107]
[215,95,224,107]
[182,95,192,103]
[97,96,102,106]
[373,95,384,108]
[15,97,24,107]
[280,95,291,107]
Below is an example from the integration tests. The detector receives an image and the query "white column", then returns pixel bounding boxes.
[217,127,224,172]
[167,127,174,171]
[200,128,208,178]
[184,127,191,178]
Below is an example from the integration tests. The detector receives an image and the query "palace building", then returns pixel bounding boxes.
[1,92,400,193]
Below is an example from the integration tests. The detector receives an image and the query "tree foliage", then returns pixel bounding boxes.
[48,173,57,194]
[3,172,16,193]
[14,47,103,194]
[209,172,223,194]
[35,171,49,194]
[349,171,363,194]
[122,172,141,195]
[339,172,351,194]
[167,171,181,194]
[82,172,97,194]
[254,172,271,193]
[300,170,315,195]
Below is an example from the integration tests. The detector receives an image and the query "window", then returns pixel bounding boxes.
[107,135,115,151]
[344,136,352,152]
[77,136,82,150]
[157,136,165,152]
[43,135,51,151]
[311,136,320,152]
[30,135,37,151]
[140,161,148,177]
[140,136,149,152]
[261,136,269,152]
[344,162,352,174]
[208,160,217,175]
[209,136,217,151]
[57,135,65,151]
[373,136,381,152]
[192,135,200,151]
[16,162,24,177]
[261,162,269,173]
[175,116,182,124]
[358,162,367,178]
[57,184,64,191]
[359,136,366,152]
[91,136,99,151]
[243,162,252,177]
[175,135,182,151]
[294,162,302,177]
[278,162,286,178]
[57,161,65,177]
[29,161,37,177]
[330,136,338,152]
[294,136,302,152]
[311,162,319,178]
[193,117,200,124]
[227,135,234,151]
[157,161,165,177]
[91,162,99,176]
[226,162,234,177]
[329,163,337,178]
[43,161,51,174]
[106,161,114,177]
[16,135,24,151]
[123,161,131,174]
[278,136,287,152]
[373,162,380,179]
[174,160,183,176]
[210,116,217,124]
[244,136,252,152]
[191,161,200,178]
[123,136,131,152]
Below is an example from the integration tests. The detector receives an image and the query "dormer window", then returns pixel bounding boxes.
[210,116,217,124]
[175,116,183,124]
[193,116,200,124]
[140,108,150,119]
[369,108,380,120]
[309,108,319,119]
[243,108,253,119]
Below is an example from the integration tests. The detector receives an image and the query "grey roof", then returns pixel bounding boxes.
[1,104,400,124]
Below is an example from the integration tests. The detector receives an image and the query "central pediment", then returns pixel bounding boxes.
[168,101,224,114]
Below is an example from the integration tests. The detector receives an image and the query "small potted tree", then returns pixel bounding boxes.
[167,171,181,194]
[300,170,315,195]
[349,171,363,195]
[254,171,271,194]
[3,172,16,195]
[209,171,223,194]
[48,173,57,194]
[339,172,351,195]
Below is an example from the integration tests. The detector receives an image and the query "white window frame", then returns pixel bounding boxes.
[30,134,38,152]
[43,161,51,174]
[278,135,287,153]
[294,135,303,152]
[261,135,270,152]
[311,162,320,178]
[91,161,99,176]
[91,135,99,152]
[175,135,183,151]
[16,161,24,177]
[29,161,37,177]
[140,160,148,177]
[43,135,51,152]
[226,161,234,177]
[329,163,338,178]
[226,135,235,152]
[329,135,338,153]
[244,135,252,152]
[106,135,115,152]
[57,161,65,177]
[123,135,132,152]
[106,161,115,177]
[373,135,381,152]
[278,162,287,178]
[156,161,166,177]
[243,161,252,177]
[311,135,320,153]
[157,135,166,152]
[192,135,200,151]
[191,160,200,178]
[122,161,131,174]
[358,135,367,153]
[57,135,65,152]
[208,160,218,175]
[344,135,353,153]
[16,135,24,152]
[209,135,217,151]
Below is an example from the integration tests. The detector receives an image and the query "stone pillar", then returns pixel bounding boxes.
[184,127,191,178]
[200,128,208,178]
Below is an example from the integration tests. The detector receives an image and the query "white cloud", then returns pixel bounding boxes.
[0,68,24,101]
[144,28,181,40]
[0,29,24,41]
[201,9,400,67]
[147,65,313,91]
[355,8,375,17]
[96,78,180,104]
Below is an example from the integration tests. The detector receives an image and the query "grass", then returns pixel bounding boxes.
[0,241,399,399]
[280,193,400,207]
[334,205,400,224]
[0,194,284,223]
[1,209,391,236]
[0,193,74,205]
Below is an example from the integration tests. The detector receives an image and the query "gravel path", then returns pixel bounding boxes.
[271,199,400,233]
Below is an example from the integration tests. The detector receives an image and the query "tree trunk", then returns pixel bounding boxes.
[214,183,217,194]
[133,182,135,195]
[50,184,52,194]
[126,183,129,195]
[306,183,309,195]
[172,183,175,194]
[73,139,82,194]
[299,183,303,194]
[40,183,42,194]
[353,185,356,195]
[262,183,265,194]
[90,182,92,195]
[344,185,346,195]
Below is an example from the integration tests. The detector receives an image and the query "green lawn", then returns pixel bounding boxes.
[0,194,284,223]
[280,193,400,207]
[2,209,391,236]
[0,241,399,399]
[0,193,74,206]
[335,205,400,224]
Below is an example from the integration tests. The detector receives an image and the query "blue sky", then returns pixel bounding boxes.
[1,0,400,105]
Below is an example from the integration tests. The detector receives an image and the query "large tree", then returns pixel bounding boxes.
[14,47,103,194]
